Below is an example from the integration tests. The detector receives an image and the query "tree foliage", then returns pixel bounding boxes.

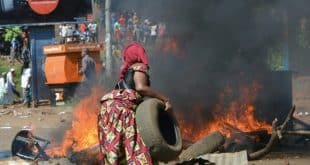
[4,27,22,42]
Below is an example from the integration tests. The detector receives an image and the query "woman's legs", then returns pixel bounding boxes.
[124,112,153,165]
[98,105,125,165]
[98,94,153,165]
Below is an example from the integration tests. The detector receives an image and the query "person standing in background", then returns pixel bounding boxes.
[79,23,87,34]
[10,37,20,63]
[88,22,98,42]
[111,12,117,29]
[6,68,20,105]
[21,30,30,62]
[78,48,96,97]
[0,72,8,108]
[150,22,158,46]
[158,22,166,38]
[142,19,151,45]
[114,21,122,49]
[132,13,140,42]
[21,61,32,107]
[59,24,68,44]
[79,23,87,43]
[119,14,126,27]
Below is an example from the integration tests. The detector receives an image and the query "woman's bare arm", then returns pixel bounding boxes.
[134,71,172,110]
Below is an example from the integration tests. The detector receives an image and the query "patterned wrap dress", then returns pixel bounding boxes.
[98,65,153,165]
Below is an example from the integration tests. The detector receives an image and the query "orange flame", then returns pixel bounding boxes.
[47,87,105,157]
[178,81,272,142]
[47,81,271,156]
[157,38,180,54]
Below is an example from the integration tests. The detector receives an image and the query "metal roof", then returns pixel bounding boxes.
[0,21,91,28]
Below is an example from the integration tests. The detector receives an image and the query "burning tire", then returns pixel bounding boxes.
[179,131,225,161]
[136,98,182,162]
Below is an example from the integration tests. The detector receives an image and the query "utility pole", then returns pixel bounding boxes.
[92,0,112,77]
[91,0,104,42]
[105,0,112,77]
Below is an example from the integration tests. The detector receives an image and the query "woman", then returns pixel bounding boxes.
[6,68,19,105]
[98,43,172,164]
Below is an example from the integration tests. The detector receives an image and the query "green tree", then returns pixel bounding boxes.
[4,27,22,42]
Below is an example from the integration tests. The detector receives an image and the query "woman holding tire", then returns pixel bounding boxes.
[98,42,172,165]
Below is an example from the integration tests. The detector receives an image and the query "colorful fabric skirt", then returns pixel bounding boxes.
[98,89,153,165]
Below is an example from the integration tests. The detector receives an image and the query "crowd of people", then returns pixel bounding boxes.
[58,22,98,44]
[0,61,32,108]
[56,11,168,51]
[111,11,167,50]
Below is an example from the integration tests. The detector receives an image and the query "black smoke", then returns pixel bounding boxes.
[111,0,305,133]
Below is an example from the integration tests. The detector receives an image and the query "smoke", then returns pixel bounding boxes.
[148,1,275,109]
[111,0,302,124]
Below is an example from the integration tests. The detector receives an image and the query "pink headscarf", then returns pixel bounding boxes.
[119,43,149,80]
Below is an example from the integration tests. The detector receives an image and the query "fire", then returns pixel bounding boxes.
[46,87,105,157]
[157,38,180,54]
[179,81,272,142]
[46,80,271,156]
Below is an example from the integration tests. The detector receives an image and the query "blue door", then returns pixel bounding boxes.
[30,26,55,101]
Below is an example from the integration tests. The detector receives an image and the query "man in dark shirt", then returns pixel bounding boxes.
[78,48,96,97]
[79,48,96,82]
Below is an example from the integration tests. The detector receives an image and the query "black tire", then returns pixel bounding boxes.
[136,98,182,162]
[179,131,225,161]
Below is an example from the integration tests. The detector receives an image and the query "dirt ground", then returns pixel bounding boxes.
[249,153,310,165]
[0,104,310,165]
[0,103,73,151]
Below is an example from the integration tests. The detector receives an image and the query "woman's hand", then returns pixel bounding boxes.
[134,70,173,112]
[164,100,173,111]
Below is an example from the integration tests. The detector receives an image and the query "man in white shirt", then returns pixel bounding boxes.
[150,23,158,45]
[60,24,68,44]
[21,62,32,107]
[88,23,98,42]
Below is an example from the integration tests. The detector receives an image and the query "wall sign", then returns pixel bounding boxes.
[28,0,60,15]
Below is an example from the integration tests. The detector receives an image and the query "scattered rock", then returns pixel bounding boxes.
[0,110,11,116]
[58,111,66,115]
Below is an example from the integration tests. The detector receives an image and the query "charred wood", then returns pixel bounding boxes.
[248,105,297,160]
[224,123,268,143]
[282,130,310,136]
[248,119,279,160]
[68,144,100,165]
[277,106,296,139]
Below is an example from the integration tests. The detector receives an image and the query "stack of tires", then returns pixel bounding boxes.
[136,98,226,162]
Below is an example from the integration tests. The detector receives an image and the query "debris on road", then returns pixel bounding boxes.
[13,110,32,118]
[0,126,12,129]
[0,110,12,116]
[11,130,50,161]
